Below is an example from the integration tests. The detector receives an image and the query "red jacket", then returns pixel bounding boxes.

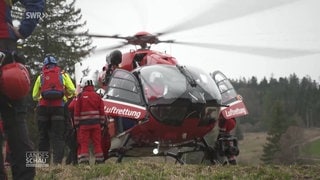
[72,86,106,126]
[0,0,45,39]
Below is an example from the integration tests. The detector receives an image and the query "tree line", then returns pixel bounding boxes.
[231,74,320,131]
[230,75,319,164]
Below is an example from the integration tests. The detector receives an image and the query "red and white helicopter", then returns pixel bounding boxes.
[75,31,248,164]
[73,0,317,164]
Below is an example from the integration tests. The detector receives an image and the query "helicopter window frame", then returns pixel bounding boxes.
[212,71,238,105]
[183,65,222,102]
[105,69,145,106]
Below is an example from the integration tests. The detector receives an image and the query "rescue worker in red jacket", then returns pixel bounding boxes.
[217,115,238,165]
[71,78,106,164]
[0,0,44,179]
[215,84,240,165]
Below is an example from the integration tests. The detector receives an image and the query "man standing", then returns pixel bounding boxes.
[216,115,239,165]
[32,55,75,165]
[0,0,44,179]
[70,79,106,164]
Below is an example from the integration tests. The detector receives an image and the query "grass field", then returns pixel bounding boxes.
[34,161,320,180]
[301,139,320,158]
[237,132,267,165]
[238,128,320,165]
[7,130,320,179]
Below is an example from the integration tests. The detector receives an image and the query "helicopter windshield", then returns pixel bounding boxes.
[135,65,221,126]
[138,65,187,102]
[182,65,222,102]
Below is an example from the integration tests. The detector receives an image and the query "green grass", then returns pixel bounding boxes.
[33,161,320,180]
[237,132,267,165]
[5,131,320,179]
[301,139,320,157]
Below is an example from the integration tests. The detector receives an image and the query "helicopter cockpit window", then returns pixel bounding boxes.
[136,65,189,125]
[213,73,225,82]
[139,65,187,103]
[106,69,143,105]
[184,66,221,102]
[212,71,237,104]
[218,81,237,104]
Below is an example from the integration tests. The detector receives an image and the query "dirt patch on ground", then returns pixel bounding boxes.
[303,128,320,142]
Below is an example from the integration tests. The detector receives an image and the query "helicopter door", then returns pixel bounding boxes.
[211,71,248,119]
[103,69,147,134]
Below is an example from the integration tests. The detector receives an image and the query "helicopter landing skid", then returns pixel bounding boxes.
[107,136,225,165]
[168,137,223,165]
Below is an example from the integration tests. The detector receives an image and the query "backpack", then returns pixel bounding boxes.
[40,66,64,100]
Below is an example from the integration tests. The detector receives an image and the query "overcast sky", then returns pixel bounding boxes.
[75,0,320,83]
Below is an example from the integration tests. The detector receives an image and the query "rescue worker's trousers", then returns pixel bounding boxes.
[0,95,35,180]
[77,124,104,163]
[37,106,66,164]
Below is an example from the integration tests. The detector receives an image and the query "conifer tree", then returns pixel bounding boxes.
[261,101,292,164]
[12,0,94,76]
[11,0,94,143]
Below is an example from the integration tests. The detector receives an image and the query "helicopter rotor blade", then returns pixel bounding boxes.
[158,0,300,36]
[171,41,320,58]
[59,32,135,41]
[70,0,301,40]
[70,0,310,59]
[93,42,129,54]
[87,34,132,41]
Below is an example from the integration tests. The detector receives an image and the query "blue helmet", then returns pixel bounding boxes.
[43,55,57,65]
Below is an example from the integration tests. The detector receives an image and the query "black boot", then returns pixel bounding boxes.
[228,159,237,165]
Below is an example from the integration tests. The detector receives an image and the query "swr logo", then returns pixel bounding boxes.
[26,12,46,19]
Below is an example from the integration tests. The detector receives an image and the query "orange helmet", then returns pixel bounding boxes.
[0,62,31,100]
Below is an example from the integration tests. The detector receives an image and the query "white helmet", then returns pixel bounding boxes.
[80,77,95,87]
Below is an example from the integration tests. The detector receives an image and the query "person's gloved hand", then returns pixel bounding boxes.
[8,23,24,39]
